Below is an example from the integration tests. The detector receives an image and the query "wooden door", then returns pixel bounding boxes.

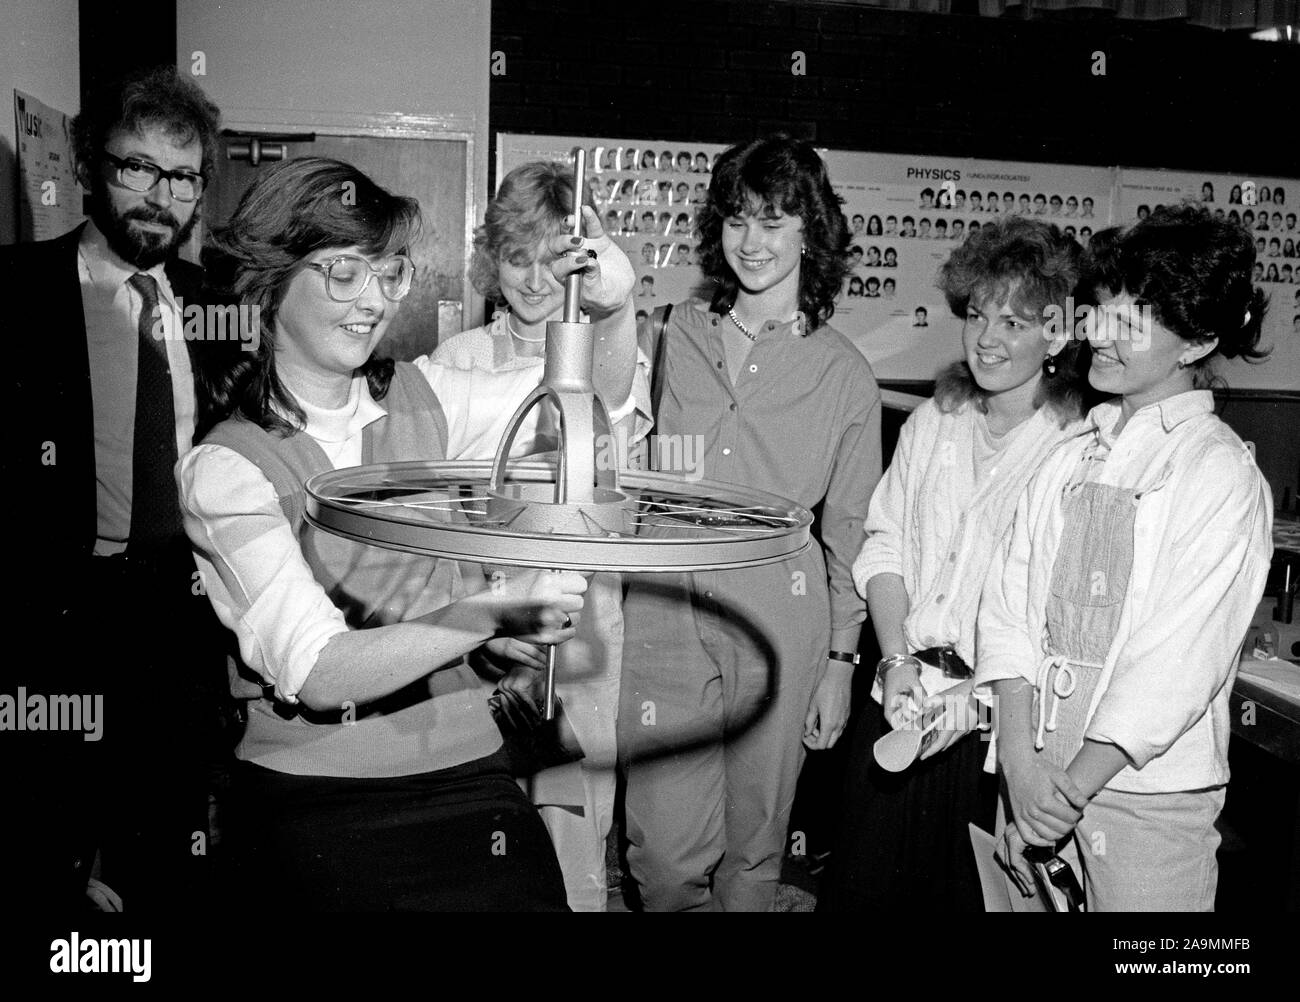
[197,132,467,361]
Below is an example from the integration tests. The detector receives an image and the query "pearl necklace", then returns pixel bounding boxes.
[727,307,758,342]
[505,314,546,343]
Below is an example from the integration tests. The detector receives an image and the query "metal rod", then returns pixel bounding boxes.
[544,643,558,721]
[563,148,586,325]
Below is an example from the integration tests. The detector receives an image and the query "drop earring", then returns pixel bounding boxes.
[1042,355,1058,378]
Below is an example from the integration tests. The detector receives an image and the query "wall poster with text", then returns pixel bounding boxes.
[820,151,1114,384]
[13,89,83,242]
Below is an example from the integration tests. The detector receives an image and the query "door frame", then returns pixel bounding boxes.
[192,108,481,328]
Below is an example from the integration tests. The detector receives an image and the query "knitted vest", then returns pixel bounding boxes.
[203,362,500,777]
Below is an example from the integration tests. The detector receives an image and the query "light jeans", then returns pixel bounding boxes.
[1063,785,1225,912]
[995,785,1225,911]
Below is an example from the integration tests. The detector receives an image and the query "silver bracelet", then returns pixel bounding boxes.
[875,653,922,688]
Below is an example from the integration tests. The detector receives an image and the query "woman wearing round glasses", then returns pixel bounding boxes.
[417,159,646,910]
[180,158,588,910]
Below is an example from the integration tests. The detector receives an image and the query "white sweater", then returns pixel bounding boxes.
[854,395,1084,669]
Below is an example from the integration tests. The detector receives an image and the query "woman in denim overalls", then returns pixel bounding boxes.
[978,205,1274,911]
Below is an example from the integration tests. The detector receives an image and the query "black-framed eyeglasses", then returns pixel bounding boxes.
[102,151,206,202]
[304,253,415,302]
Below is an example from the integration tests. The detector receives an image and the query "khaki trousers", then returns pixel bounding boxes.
[619,561,825,912]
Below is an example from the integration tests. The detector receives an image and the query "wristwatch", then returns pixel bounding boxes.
[827,650,860,666]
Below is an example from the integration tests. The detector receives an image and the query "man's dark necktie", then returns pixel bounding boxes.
[126,272,183,550]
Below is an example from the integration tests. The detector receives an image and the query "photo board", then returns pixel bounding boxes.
[499,134,1298,391]
[1116,167,1299,392]
[820,150,1113,383]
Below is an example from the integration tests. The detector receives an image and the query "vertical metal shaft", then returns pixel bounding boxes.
[544,643,558,721]
[563,148,586,324]
[546,149,588,719]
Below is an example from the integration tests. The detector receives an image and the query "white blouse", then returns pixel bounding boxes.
[180,376,409,703]
[854,397,1083,670]
[977,391,1273,793]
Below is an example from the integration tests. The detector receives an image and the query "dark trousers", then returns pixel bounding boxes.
[88,549,230,912]
[227,752,569,911]
[9,549,227,914]
[817,703,998,912]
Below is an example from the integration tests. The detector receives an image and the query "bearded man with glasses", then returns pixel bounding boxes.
[0,64,226,915]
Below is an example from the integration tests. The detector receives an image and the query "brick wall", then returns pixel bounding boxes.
[490,0,1299,511]
[489,0,1299,182]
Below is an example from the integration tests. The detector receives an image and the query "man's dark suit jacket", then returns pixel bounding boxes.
[0,223,222,912]
[0,224,204,587]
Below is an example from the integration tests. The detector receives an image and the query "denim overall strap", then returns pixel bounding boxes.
[1035,480,1140,770]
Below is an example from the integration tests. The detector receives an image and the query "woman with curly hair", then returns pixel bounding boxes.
[618,134,882,911]
[182,157,589,910]
[979,204,1273,910]
[818,216,1093,913]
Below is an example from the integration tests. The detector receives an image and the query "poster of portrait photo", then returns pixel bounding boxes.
[821,150,1115,383]
[1117,167,1300,391]
[498,134,726,331]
